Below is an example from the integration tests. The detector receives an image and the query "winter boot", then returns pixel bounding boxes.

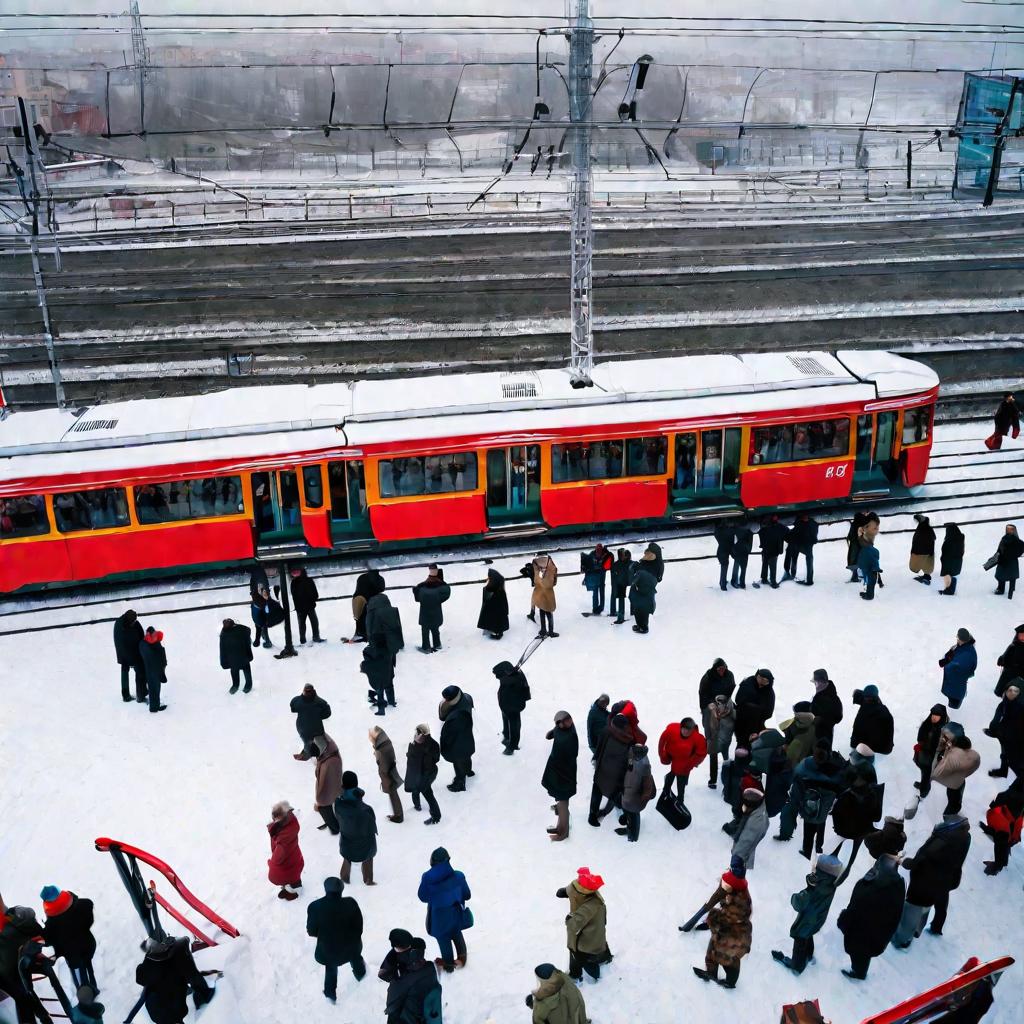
[434,959,456,974]
[692,965,718,983]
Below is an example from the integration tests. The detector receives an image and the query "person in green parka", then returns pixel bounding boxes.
[771,854,844,974]
[525,963,588,1024]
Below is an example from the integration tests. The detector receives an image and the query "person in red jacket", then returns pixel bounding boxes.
[267,800,304,901]
[658,717,708,805]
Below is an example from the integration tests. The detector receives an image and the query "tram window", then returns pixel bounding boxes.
[54,487,130,533]
[674,433,697,489]
[625,436,667,477]
[134,476,243,523]
[377,452,477,497]
[750,418,850,465]
[302,465,324,509]
[902,406,931,446]
[0,494,49,538]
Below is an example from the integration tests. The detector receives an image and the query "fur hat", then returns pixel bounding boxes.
[742,788,764,806]
[534,963,556,981]
[815,854,844,878]
[576,867,604,892]
[415,723,431,736]
[389,928,414,949]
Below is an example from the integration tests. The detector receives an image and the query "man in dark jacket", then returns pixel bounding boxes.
[731,521,753,589]
[892,815,971,947]
[494,661,531,755]
[362,643,397,717]
[366,593,404,662]
[413,566,451,653]
[837,851,906,979]
[439,686,475,791]
[378,929,441,1024]
[290,567,325,645]
[306,877,365,1002]
[786,513,819,585]
[772,854,844,973]
[291,685,332,759]
[335,772,378,885]
[850,685,895,755]
[609,549,634,623]
[986,681,1024,777]
[219,618,254,693]
[810,669,843,746]
[39,886,97,993]
[405,724,442,825]
[757,515,789,588]
[349,568,386,642]
[775,741,847,855]
[714,521,734,592]
[543,710,579,841]
[113,609,146,703]
[581,543,612,616]
[699,658,736,710]
[139,626,168,713]
[734,670,776,746]
[589,712,633,826]
[629,553,658,633]
[996,625,1024,696]
[135,935,214,1024]
[587,695,611,754]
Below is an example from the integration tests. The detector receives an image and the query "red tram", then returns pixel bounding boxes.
[0,350,938,593]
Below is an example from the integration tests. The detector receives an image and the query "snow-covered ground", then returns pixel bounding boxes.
[3,435,1023,1023]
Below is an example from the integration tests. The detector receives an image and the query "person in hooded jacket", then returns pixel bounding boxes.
[850,686,894,755]
[588,712,633,826]
[939,628,978,709]
[586,694,610,754]
[134,935,214,1024]
[617,743,655,842]
[772,854,844,974]
[348,568,386,643]
[995,624,1024,696]
[476,569,509,639]
[810,669,843,747]
[714,521,734,591]
[365,592,404,663]
[644,541,665,582]
[556,867,611,982]
[990,523,1024,599]
[525,962,588,1024]
[787,512,819,586]
[370,726,404,823]
[693,866,752,989]
[731,520,754,589]
[39,887,97,993]
[378,929,441,1024]
[892,814,971,947]
[909,513,936,585]
[628,552,658,633]
[764,745,795,820]
[335,772,378,885]
[609,549,634,624]
[930,728,981,816]
[914,704,949,797]
[306,877,365,1002]
[405,723,442,826]
[831,769,883,874]
[734,670,776,746]
[986,681,1024,777]
[113,609,146,703]
[581,543,613,616]
[658,718,707,804]
[939,524,965,595]
[219,618,254,694]
[439,686,476,791]
[544,711,579,842]
[413,565,451,653]
[267,801,303,901]
[139,626,168,713]
[981,776,1024,875]
[837,846,906,979]
[417,848,471,972]
[495,660,531,755]
[311,735,343,835]
[731,789,769,869]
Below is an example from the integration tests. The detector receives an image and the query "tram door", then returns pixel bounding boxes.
[852,412,899,495]
[251,470,304,543]
[486,446,541,525]
[672,428,742,507]
[326,459,371,539]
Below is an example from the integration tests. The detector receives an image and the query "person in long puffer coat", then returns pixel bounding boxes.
[913,703,949,797]
[986,681,1024,778]
[771,854,844,974]
[526,963,588,1024]
[850,686,894,755]
[365,593,404,661]
[405,723,442,825]
[476,569,509,639]
[909,513,936,585]
[439,686,476,792]
[556,867,612,982]
[989,524,1024,599]
[939,628,978,709]
[267,801,304,901]
[417,848,471,973]
[617,744,655,842]
[996,624,1024,696]
[305,877,365,1001]
[335,772,378,885]
[837,851,906,979]
[39,887,97,993]
[892,814,971,947]
[312,735,343,835]
[939,524,965,595]
[543,711,579,842]
[219,617,254,694]
[692,867,752,989]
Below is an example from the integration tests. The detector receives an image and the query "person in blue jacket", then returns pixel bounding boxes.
[940,628,978,710]
[857,532,882,601]
[416,848,471,973]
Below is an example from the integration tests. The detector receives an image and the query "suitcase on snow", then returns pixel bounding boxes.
[656,791,692,831]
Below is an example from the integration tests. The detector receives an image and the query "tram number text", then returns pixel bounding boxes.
[824,464,848,479]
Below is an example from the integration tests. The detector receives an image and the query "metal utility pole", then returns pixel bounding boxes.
[129,0,151,125]
[567,0,594,388]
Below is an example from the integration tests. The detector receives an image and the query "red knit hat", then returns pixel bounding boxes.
[145,629,164,644]
[42,889,73,916]
[576,867,604,892]
[721,870,748,892]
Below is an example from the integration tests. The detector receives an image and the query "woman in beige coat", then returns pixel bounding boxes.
[370,726,404,823]
[531,554,559,639]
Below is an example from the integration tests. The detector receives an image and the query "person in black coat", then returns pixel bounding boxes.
[892,815,970,947]
[587,695,611,754]
[378,929,441,1024]
[990,391,1020,449]
[939,524,966,596]
[731,521,753,589]
[139,627,168,713]
[39,887,97,993]
[291,685,332,758]
[219,618,254,693]
[909,513,937,585]
[699,658,736,710]
[494,661,531,755]
[135,936,214,1024]
[405,724,442,825]
[439,686,475,792]
[986,681,1024,778]
[113,609,146,703]
[992,524,1024,599]
[543,710,579,841]
[290,567,324,644]
[734,670,776,746]
[413,566,451,653]
[335,772,378,885]
[306,877,365,1002]
[850,685,894,755]
[476,569,509,639]
[995,625,1024,696]
[349,568,386,642]
[757,515,789,588]
[362,643,397,716]
[787,513,819,585]
[810,669,843,746]
[913,703,949,797]
[610,549,635,623]
[837,853,906,979]
[588,712,633,825]
[714,521,734,592]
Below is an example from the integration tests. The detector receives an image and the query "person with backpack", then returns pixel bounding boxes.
[413,565,451,653]
[378,929,441,1024]
[543,711,579,842]
[580,543,613,616]
[290,567,325,645]
[495,660,531,756]
[909,513,937,585]
[219,618,254,694]
[775,741,846,858]
[939,628,978,710]
[405,724,442,826]
[113,609,146,704]
[305,877,365,1002]
[39,886,97,993]
[617,743,655,842]
[609,549,634,624]
[417,848,471,973]
[556,867,612,982]
[692,865,752,989]
[938,524,966,595]
[525,962,588,1023]
[771,854,844,974]
[139,626,168,714]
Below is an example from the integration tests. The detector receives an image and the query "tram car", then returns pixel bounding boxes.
[0,349,938,593]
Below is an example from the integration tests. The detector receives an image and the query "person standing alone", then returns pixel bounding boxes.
[306,877,365,1002]
[290,567,325,644]
[219,618,254,693]
[413,565,451,653]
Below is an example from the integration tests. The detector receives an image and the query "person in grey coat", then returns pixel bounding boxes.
[616,744,654,842]
[731,789,769,869]
[412,565,451,653]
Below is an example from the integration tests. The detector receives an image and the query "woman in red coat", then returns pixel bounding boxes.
[267,801,304,901]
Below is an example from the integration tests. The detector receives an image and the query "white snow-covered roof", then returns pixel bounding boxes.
[835,350,940,397]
